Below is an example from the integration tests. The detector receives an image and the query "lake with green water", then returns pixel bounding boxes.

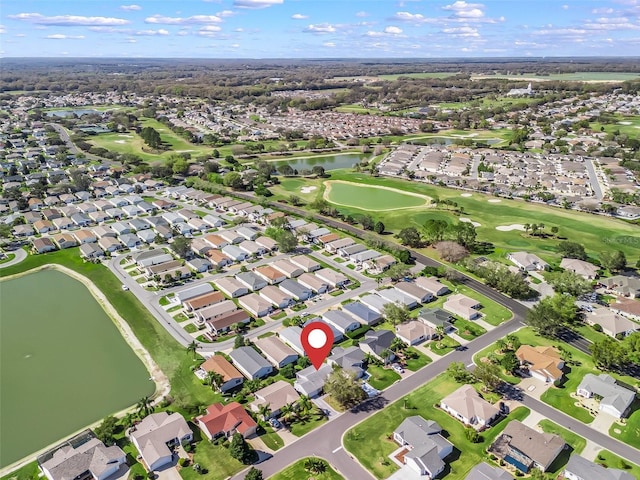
[272,153,371,171]
[0,269,154,467]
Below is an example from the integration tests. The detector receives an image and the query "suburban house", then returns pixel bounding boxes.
[443,294,481,320]
[610,298,640,321]
[196,402,257,441]
[279,279,312,301]
[218,230,244,245]
[32,237,57,254]
[260,285,292,309]
[585,308,640,338]
[239,293,273,318]
[507,252,549,271]
[328,346,365,378]
[601,275,640,298]
[80,243,104,259]
[516,345,564,383]
[194,300,240,324]
[272,259,304,278]
[174,283,213,304]
[394,281,434,304]
[74,230,97,244]
[359,293,391,314]
[52,233,77,250]
[393,416,453,478]
[322,310,361,334]
[290,255,321,272]
[206,249,232,269]
[250,380,301,418]
[576,374,636,418]
[440,385,500,430]
[39,434,126,480]
[129,412,193,471]
[339,243,367,258]
[199,355,244,392]
[238,240,266,257]
[343,301,382,326]
[204,310,250,336]
[465,463,513,480]
[315,268,349,288]
[187,258,212,273]
[255,236,278,252]
[98,237,122,253]
[418,308,454,332]
[214,277,249,298]
[254,336,299,368]
[294,364,333,397]
[255,265,287,285]
[297,273,329,294]
[396,320,435,345]
[221,244,248,262]
[564,454,635,480]
[229,347,273,380]
[488,420,564,473]
[325,237,355,253]
[303,318,344,343]
[236,226,259,241]
[363,254,396,275]
[377,288,417,309]
[278,326,305,355]
[359,330,397,363]
[560,258,599,280]
[203,234,228,249]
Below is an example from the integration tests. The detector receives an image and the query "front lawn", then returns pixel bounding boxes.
[366,365,401,390]
[258,426,284,451]
[429,335,461,355]
[343,373,530,479]
[270,458,344,480]
[454,318,487,340]
[595,450,640,479]
[403,347,432,371]
[289,410,328,437]
[538,419,586,454]
[179,437,243,480]
[609,399,640,449]
[0,461,38,480]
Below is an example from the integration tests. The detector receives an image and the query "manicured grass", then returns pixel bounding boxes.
[325,180,430,211]
[183,323,198,334]
[429,335,461,355]
[344,373,530,479]
[609,399,640,449]
[259,426,284,451]
[0,253,16,264]
[403,347,432,371]
[595,450,640,478]
[454,318,487,340]
[538,419,586,454]
[289,411,328,437]
[270,458,344,480]
[366,365,401,390]
[0,461,38,480]
[472,345,522,386]
[179,437,243,480]
[167,304,182,313]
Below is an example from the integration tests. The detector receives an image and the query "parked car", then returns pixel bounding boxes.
[121,284,129,291]
[268,417,282,429]
[391,363,405,374]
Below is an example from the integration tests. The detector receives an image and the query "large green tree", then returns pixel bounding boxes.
[396,227,422,247]
[547,270,593,297]
[600,250,626,273]
[229,433,255,464]
[382,302,410,325]
[324,368,367,408]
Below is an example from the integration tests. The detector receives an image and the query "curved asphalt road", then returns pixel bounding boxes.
[0,247,27,269]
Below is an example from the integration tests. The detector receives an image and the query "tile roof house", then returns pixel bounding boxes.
[359,330,397,363]
[254,336,299,368]
[183,291,225,312]
[394,281,434,304]
[601,275,640,298]
[440,385,500,430]
[465,463,513,480]
[297,273,329,294]
[196,402,257,441]
[415,276,450,297]
[39,436,126,480]
[129,412,193,471]
[199,355,244,392]
[576,374,636,418]
[418,308,454,332]
[610,298,640,321]
[393,416,453,478]
[328,346,365,378]
[585,308,640,338]
[560,258,600,280]
[507,251,549,271]
[229,346,273,380]
[254,265,287,285]
[516,345,564,383]
[489,420,564,473]
[396,320,435,345]
[443,294,481,320]
[250,380,301,418]
[564,454,635,480]
[342,301,382,326]
[236,271,268,291]
[239,293,273,318]
[214,277,249,298]
[322,310,361,334]
[294,364,333,397]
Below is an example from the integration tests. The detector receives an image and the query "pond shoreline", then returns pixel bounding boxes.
[0,265,170,476]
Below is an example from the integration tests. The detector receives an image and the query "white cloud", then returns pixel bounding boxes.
[233,0,283,9]
[356,11,369,18]
[291,13,309,20]
[391,11,434,24]
[304,23,336,34]
[9,13,130,26]
[197,25,222,36]
[45,34,85,39]
[384,26,403,34]
[120,4,142,11]
[15,33,26,37]
[443,1,485,19]
[145,14,221,25]
[592,7,614,14]
[234,27,244,32]
[134,29,169,36]
[217,10,235,17]
[442,26,479,37]
[230,43,240,48]
[0,25,5,34]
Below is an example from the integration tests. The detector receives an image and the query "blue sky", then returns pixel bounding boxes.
[1,0,639,57]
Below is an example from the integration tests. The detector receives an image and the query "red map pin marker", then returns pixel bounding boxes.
[300,321,334,370]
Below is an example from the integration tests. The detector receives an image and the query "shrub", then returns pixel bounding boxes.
[593,324,603,332]
[178,458,190,467]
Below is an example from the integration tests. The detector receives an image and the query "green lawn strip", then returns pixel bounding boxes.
[344,373,530,480]
[366,365,401,390]
[183,323,198,334]
[289,412,328,437]
[429,335,461,355]
[538,419,586,454]
[270,458,344,480]
[437,279,512,326]
[179,436,244,480]
[166,304,182,313]
[609,399,640,449]
[573,324,609,345]
[403,347,432,371]
[472,344,522,385]
[454,318,487,340]
[594,450,640,478]
[259,426,284,451]
[0,461,38,480]
[0,253,16,264]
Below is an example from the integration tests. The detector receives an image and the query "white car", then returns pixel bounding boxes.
[392,364,405,374]
[121,284,129,291]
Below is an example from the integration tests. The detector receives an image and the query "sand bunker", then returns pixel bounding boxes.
[118,134,133,138]
[460,193,473,197]
[488,199,502,203]
[301,186,318,194]
[496,224,526,232]
[619,121,632,125]
[460,217,481,227]
[114,140,126,144]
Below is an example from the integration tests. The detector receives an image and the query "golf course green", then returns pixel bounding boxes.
[324,180,431,211]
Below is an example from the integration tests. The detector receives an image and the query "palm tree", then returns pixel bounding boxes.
[391,337,406,354]
[296,395,313,419]
[136,396,153,418]
[523,223,531,234]
[186,340,198,360]
[380,349,393,367]
[257,403,272,422]
[280,402,297,425]
[496,338,507,354]
[205,371,223,391]
[304,458,327,475]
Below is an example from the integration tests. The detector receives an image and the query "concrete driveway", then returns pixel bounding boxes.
[155,465,182,480]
